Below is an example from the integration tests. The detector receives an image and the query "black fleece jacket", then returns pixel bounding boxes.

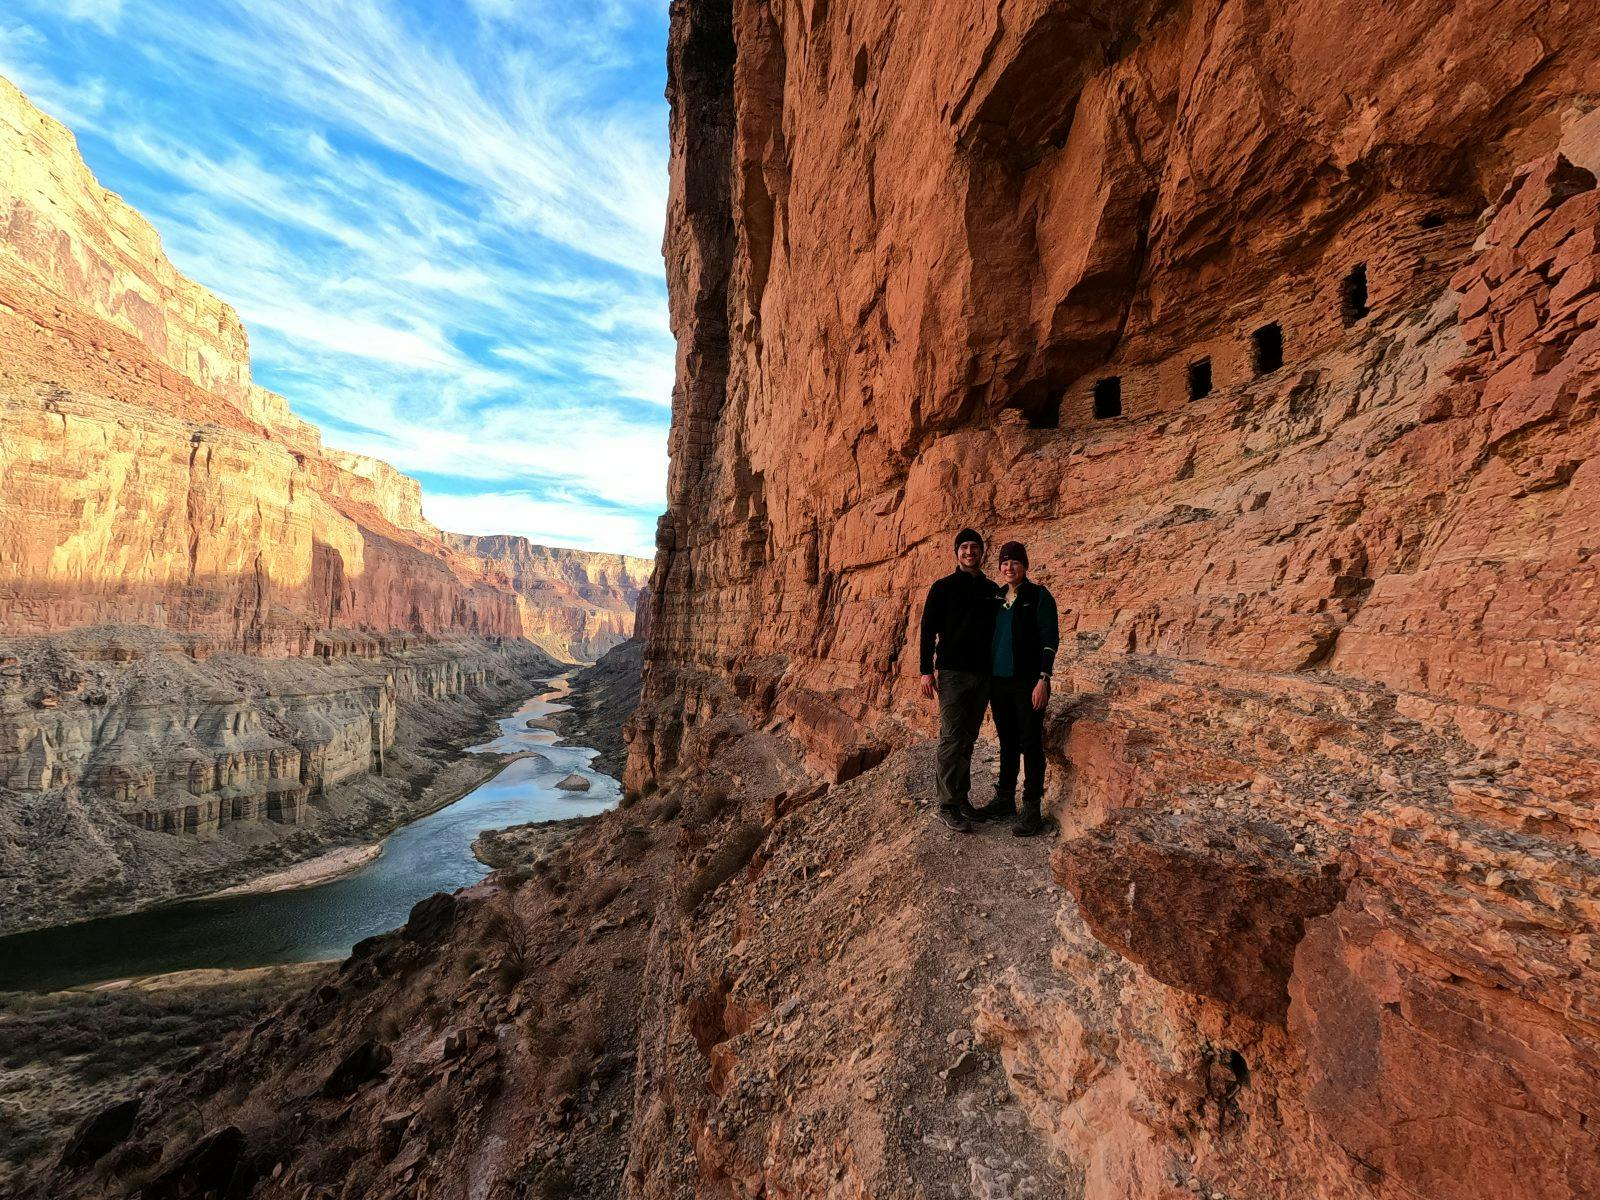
[918,569,998,675]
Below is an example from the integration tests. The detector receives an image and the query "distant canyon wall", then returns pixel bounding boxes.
[0,631,551,933]
[629,2,1600,1199]
[448,534,653,663]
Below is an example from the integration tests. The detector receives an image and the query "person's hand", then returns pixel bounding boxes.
[1032,678,1050,711]
[921,673,937,700]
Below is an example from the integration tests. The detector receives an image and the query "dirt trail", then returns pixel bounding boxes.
[893,743,1074,1199]
[636,736,1076,1198]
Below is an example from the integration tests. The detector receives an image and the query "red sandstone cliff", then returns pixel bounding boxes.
[446,534,652,662]
[621,1,1600,1196]
[0,74,643,662]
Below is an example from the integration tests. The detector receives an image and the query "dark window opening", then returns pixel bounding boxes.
[1341,264,1370,325]
[1418,212,1446,230]
[1187,358,1213,401]
[1252,323,1284,375]
[1092,376,1122,419]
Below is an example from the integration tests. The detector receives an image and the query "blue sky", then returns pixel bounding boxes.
[0,0,672,557]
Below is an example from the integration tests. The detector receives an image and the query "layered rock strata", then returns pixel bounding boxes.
[619,2,1600,1197]
[0,632,553,933]
[447,535,652,662]
[0,73,643,663]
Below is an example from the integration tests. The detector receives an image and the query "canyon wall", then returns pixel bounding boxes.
[624,1,1600,1197]
[0,631,552,934]
[0,73,643,662]
[448,534,653,662]
[17,7,1600,1199]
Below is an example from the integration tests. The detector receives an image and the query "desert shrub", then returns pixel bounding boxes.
[690,788,730,827]
[679,823,765,914]
[485,906,530,991]
[496,959,523,992]
[614,823,651,847]
[612,825,652,865]
[502,865,535,891]
[583,878,624,912]
[0,1127,51,1167]
[653,797,682,822]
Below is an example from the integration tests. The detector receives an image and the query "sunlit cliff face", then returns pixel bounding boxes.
[622,0,1600,1196]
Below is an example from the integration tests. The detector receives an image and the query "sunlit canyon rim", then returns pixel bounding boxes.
[0,73,650,931]
[11,1,1600,1198]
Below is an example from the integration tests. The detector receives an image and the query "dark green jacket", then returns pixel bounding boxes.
[992,579,1059,679]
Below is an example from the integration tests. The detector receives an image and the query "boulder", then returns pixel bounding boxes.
[1054,809,1345,1023]
[320,1040,393,1098]
[56,1096,140,1172]
[401,892,457,944]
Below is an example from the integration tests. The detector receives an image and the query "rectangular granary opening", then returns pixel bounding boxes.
[1093,376,1122,419]
[1341,264,1370,325]
[1188,358,1213,401]
[1252,323,1284,375]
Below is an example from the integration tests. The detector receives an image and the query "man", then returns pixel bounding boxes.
[918,528,996,832]
[970,540,1058,836]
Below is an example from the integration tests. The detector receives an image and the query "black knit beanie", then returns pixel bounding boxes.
[954,528,984,552]
[998,540,1028,567]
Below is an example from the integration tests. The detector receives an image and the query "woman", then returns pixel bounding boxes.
[970,540,1058,836]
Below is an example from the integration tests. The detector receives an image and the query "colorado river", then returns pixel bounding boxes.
[0,680,617,993]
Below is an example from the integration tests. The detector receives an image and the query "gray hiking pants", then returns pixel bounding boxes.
[936,669,990,809]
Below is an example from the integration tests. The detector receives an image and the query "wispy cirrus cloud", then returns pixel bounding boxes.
[2,0,671,557]
[59,0,122,34]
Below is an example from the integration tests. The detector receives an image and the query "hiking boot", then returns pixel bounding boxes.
[969,794,1016,823]
[1012,800,1044,838]
[937,805,973,833]
[958,800,985,824]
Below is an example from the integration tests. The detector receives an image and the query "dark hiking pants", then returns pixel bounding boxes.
[936,669,989,809]
[990,676,1045,804]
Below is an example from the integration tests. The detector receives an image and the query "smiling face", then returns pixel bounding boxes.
[956,539,984,572]
[999,557,1027,586]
